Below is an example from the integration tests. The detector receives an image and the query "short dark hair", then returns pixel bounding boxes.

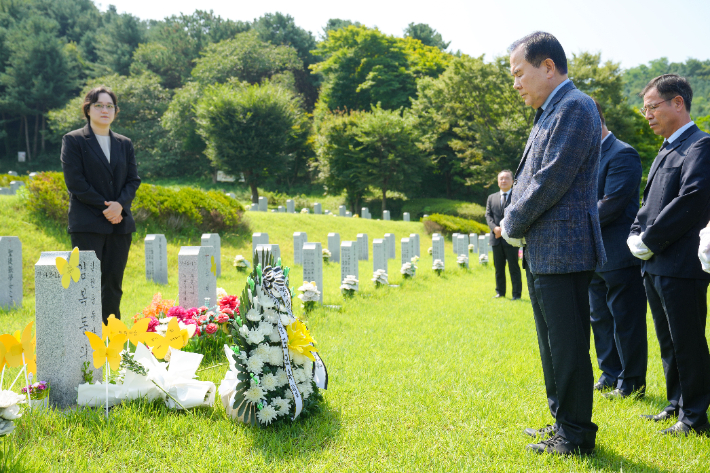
[593,99,605,126]
[82,86,118,121]
[639,74,693,112]
[508,31,568,75]
[498,169,513,179]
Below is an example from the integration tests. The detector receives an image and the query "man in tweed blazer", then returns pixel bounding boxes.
[501,32,605,456]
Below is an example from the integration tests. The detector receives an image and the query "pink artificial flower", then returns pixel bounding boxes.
[219,295,239,311]
[167,306,188,320]
[198,306,208,313]
[221,307,234,318]
[186,307,200,319]
[205,323,218,335]
[217,313,229,324]
[197,315,209,325]
[147,317,159,332]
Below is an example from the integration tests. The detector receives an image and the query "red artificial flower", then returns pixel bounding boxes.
[167,306,188,320]
[219,295,239,311]
[205,323,218,335]
[217,313,229,324]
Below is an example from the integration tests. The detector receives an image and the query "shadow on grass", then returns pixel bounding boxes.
[637,392,672,414]
[588,444,671,473]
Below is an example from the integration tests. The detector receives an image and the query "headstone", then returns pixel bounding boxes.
[432,233,440,238]
[452,233,460,255]
[470,234,479,254]
[302,243,323,304]
[17,152,25,163]
[340,241,359,290]
[201,233,221,277]
[216,171,235,182]
[383,210,391,221]
[324,210,331,215]
[7,171,17,176]
[0,188,11,195]
[225,192,236,199]
[293,232,307,265]
[345,211,352,218]
[28,172,38,180]
[328,233,340,263]
[252,233,269,259]
[432,235,445,268]
[286,199,295,213]
[384,233,395,260]
[255,244,281,267]
[277,206,285,213]
[250,203,258,211]
[35,249,101,408]
[423,214,429,218]
[0,236,22,309]
[401,237,414,265]
[456,234,469,256]
[271,209,277,213]
[338,205,346,217]
[357,233,368,261]
[409,233,420,257]
[144,234,168,285]
[373,239,386,272]
[10,181,25,193]
[403,212,410,222]
[178,246,217,309]
[314,203,322,215]
[478,235,488,258]
[361,207,370,219]
[258,196,268,212]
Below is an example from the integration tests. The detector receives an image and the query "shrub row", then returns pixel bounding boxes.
[26,172,246,234]
[0,174,29,187]
[422,213,489,236]
[401,198,486,223]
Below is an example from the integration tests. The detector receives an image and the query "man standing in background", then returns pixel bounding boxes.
[486,170,522,300]
[588,101,647,399]
[501,31,605,455]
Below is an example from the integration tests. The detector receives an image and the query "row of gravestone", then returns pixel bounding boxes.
[240,197,426,221]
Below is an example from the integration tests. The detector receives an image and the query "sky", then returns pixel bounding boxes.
[98,0,710,70]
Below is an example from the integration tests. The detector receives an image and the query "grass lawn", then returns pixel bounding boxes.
[1,195,709,472]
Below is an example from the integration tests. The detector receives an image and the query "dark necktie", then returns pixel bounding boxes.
[659,141,669,153]
[501,192,508,208]
[533,108,543,125]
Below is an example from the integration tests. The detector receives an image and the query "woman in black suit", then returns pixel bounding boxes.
[61,86,141,322]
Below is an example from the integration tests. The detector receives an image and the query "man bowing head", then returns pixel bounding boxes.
[500,32,605,455]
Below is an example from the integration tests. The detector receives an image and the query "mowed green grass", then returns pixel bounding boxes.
[1,195,710,472]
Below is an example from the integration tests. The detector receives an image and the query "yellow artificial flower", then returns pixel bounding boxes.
[287,320,318,362]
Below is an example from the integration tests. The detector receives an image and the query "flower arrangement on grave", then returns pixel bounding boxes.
[219,252,327,427]
[233,255,251,272]
[468,244,474,253]
[20,380,49,401]
[479,254,489,265]
[457,255,469,268]
[432,259,444,275]
[427,247,433,255]
[372,269,388,287]
[340,275,358,298]
[0,390,24,436]
[297,282,320,313]
[352,214,359,218]
[401,262,416,279]
[322,248,331,262]
[300,208,309,214]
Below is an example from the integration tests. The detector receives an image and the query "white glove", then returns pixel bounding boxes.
[627,233,653,261]
[698,228,710,273]
[500,218,526,247]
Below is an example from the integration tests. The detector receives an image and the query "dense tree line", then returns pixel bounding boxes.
[0,0,708,207]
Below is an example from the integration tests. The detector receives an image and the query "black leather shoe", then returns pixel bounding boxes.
[660,421,710,436]
[641,410,677,422]
[593,381,613,392]
[526,433,594,456]
[494,294,504,298]
[511,296,521,300]
[523,424,556,438]
[602,388,644,400]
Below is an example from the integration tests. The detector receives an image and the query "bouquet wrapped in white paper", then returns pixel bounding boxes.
[479,254,489,264]
[340,275,359,297]
[401,262,416,278]
[322,248,331,262]
[432,259,444,275]
[372,269,388,287]
[457,255,469,268]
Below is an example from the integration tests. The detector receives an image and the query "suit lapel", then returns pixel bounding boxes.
[83,125,113,175]
[644,125,698,193]
[109,130,120,173]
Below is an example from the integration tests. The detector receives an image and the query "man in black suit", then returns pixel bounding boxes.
[485,170,522,300]
[588,101,647,399]
[628,74,710,436]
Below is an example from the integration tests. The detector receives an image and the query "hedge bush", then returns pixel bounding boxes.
[422,213,489,236]
[401,198,486,223]
[26,172,246,234]
[0,174,30,187]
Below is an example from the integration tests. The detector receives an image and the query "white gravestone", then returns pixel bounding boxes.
[10,181,24,193]
[252,233,269,259]
[361,207,370,219]
[258,196,268,212]
[7,171,17,176]
[278,206,286,213]
[314,203,322,215]
[302,243,323,304]
[286,199,295,213]
[452,233,460,255]
[178,246,217,309]
[0,236,22,309]
[478,236,488,260]
[341,241,359,290]
[470,234,479,254]
[328,233,340,263]
[384,233,395,260]
[255,244,281,267]
[345,211,352,218]
[456,234,469,256]
[401,237,414,266]
[250,203,258,211]
[403,212,410,222]
[432,235,445,269]
[339,205,346,217]
[293,232,308,265]
[432,233,440,238]
[225,192,236,199]
[409,233,420,257]
[373,239,386,272]
[201,233,221,277]
[35,250,102,408]
[383,210,390,221]
[144,234,168,285]
[357,233,368,261]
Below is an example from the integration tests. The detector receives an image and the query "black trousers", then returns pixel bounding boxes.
[70,232,132,323]
[588,266,648,394]
[492,242,522,297]
[643,272,710,427]
[527,269,597,446]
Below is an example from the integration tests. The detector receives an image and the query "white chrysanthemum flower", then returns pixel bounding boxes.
[457,255,468,265]
[239,324,250,338]
[340,275,359,291]
[275,369,289,387]
[246,355,264,374]
[401,262,415,276]
[303,361,313,378]
[238,350,248,362]
[432,259,444,270]
[262,307,279,324]
[293,368,308,383]
[297,282,321,302]
[258,321,272,335]
[257,404,278,425]
[427,247,433,255]
[468,244,474,252]
[261,373,278,391]
[246,307,261,322]
[372,269,388,285]
[479,254,489,263]
[411,255,420,264]
[252,343,271,359]
[256,287,275,308]
[284,389,294,399]
[269,345,284,366]
[280,312,296,326]
[246,328,265,345]
[216,287,227,301]
[244,385,264,403]
[300,208,309,214]
[322,248,331,258]
[273,397,291,414]
[233,255,250,268]
[289,350,310,366]
[0,391,24,411]
[298,381,313,400]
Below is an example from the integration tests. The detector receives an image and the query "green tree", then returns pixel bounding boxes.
[93,6,147,76]
[403,23,450,51]
[195,82,303,202]
[322,18,362,36]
